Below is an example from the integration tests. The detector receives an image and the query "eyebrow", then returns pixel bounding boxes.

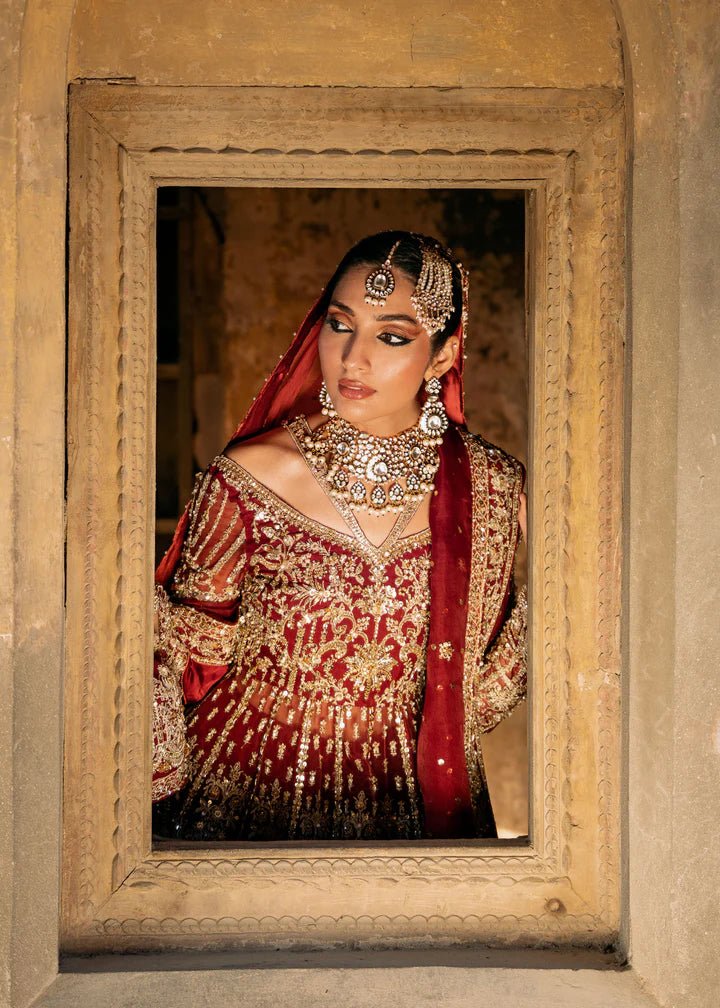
[329,300,418,326]
[377,312,418,324]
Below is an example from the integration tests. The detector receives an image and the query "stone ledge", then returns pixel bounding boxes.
[34,955,661,1008]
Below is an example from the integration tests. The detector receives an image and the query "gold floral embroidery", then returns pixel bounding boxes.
[472,585,528,732]
[460,433,526,824]
[172,471,248,604]
[151,585,189,801]
[155,455,431,840]
[154,434,526,840]
[216,451,431,564]
[437,641,454,660]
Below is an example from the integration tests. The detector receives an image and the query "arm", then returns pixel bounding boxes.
[473,582,528,733]
[472,445,528,733]
[152,464,248,801]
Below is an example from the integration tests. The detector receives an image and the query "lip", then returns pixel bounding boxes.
[337,379,376,400]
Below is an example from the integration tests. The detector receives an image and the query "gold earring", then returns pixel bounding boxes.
[319,381,337,418]
[419,376,449,442]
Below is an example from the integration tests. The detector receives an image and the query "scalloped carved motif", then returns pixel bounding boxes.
[63,84,624,952]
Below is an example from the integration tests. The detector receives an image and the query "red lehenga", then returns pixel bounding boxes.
[152,296,527,841]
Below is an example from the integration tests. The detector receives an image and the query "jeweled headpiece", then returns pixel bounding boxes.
[458,260,470,342]
[363,234,459,339]
[410,236,455,338]
[364,240,401,306]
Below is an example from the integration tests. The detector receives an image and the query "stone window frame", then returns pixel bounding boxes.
[63,83,624,954]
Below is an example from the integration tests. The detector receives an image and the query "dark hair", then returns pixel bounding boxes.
[324,231,463,351]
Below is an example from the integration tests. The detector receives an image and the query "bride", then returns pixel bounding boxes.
[152,231,527,842]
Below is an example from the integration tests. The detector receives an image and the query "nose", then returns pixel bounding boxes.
[341,331,371,373]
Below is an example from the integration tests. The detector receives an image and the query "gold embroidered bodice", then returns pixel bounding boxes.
[152,431,528,841]
[155,452,433,840]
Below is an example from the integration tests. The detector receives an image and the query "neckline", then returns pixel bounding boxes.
[286,415,428,559]
[215,452,431,564]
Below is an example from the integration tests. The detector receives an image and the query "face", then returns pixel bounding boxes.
[318,264,458,436]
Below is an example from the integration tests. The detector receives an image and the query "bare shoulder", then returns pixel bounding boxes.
[222,416,316,495]
[224,426,297,476]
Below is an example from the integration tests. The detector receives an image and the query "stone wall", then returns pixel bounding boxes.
[3,1,720,1006]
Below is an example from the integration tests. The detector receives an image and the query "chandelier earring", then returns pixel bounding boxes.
[419,375,449,443]
[319,380,337,418]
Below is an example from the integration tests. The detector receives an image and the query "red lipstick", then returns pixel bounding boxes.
[338,379,376,400]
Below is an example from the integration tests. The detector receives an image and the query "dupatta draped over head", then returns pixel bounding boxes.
[156,279,523,839]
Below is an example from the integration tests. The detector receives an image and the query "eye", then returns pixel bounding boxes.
[326,315,352,333]
[378,331,411,347]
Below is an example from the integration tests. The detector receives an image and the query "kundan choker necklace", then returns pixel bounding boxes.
[299,405,446,516]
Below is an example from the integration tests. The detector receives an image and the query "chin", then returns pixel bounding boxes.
[335,399,384,422]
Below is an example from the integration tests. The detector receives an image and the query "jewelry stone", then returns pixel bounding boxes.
[301,410,446,515]
[364,240,401,307]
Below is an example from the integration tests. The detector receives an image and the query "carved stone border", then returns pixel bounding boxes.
[63,85,624,953]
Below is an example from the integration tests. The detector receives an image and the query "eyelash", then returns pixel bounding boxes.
[326,315,411,347]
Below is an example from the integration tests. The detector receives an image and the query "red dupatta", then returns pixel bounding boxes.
[156,295,479,838]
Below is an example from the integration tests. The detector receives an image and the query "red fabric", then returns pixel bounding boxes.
[156,298,326,590]
[155,294,480,837]
[168,461,432,840]
[182,659,229,705]
[418,425,475,836]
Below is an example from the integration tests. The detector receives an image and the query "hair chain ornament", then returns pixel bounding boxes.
[458,261,470,344]
[301,406,447,516]
[410,236,455,337]
[364,240,401,307]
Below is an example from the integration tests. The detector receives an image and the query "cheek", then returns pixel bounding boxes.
[317,331,339,374]
[381,350,429,400]
[391,344,430,380]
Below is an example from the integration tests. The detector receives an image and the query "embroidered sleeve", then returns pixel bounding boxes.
[152,464,249,801]
[152,583,192,801]
[473,583,528,733]
[171,465,249,604]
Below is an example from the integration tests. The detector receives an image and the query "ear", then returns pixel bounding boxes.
[425,337,459,381]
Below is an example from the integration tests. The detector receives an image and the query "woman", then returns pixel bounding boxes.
[152,231,527,842]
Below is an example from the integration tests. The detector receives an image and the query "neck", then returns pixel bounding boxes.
[331,406,422,439]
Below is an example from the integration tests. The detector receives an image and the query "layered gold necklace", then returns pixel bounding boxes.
[298,414,443,515]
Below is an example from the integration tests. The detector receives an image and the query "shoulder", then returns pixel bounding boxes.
[223,424,299,475]
[218,414,317,499]
[460,429,526,489]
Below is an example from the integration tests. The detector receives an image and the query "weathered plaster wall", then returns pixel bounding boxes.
[3,0,720,1006]
[68,0,623,89]
[616,0,681,994]
[618,1,720,1006]
[2,4,75,1008]
[668,3,720,999]
[0,9,23,1006]
[637,2,719,1004]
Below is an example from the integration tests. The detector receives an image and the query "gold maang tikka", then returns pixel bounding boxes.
[364,240,401,306]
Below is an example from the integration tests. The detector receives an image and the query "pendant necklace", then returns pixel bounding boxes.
[298,403,446,516]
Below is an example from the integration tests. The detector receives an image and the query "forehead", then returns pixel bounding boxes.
[332,263,417,312]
